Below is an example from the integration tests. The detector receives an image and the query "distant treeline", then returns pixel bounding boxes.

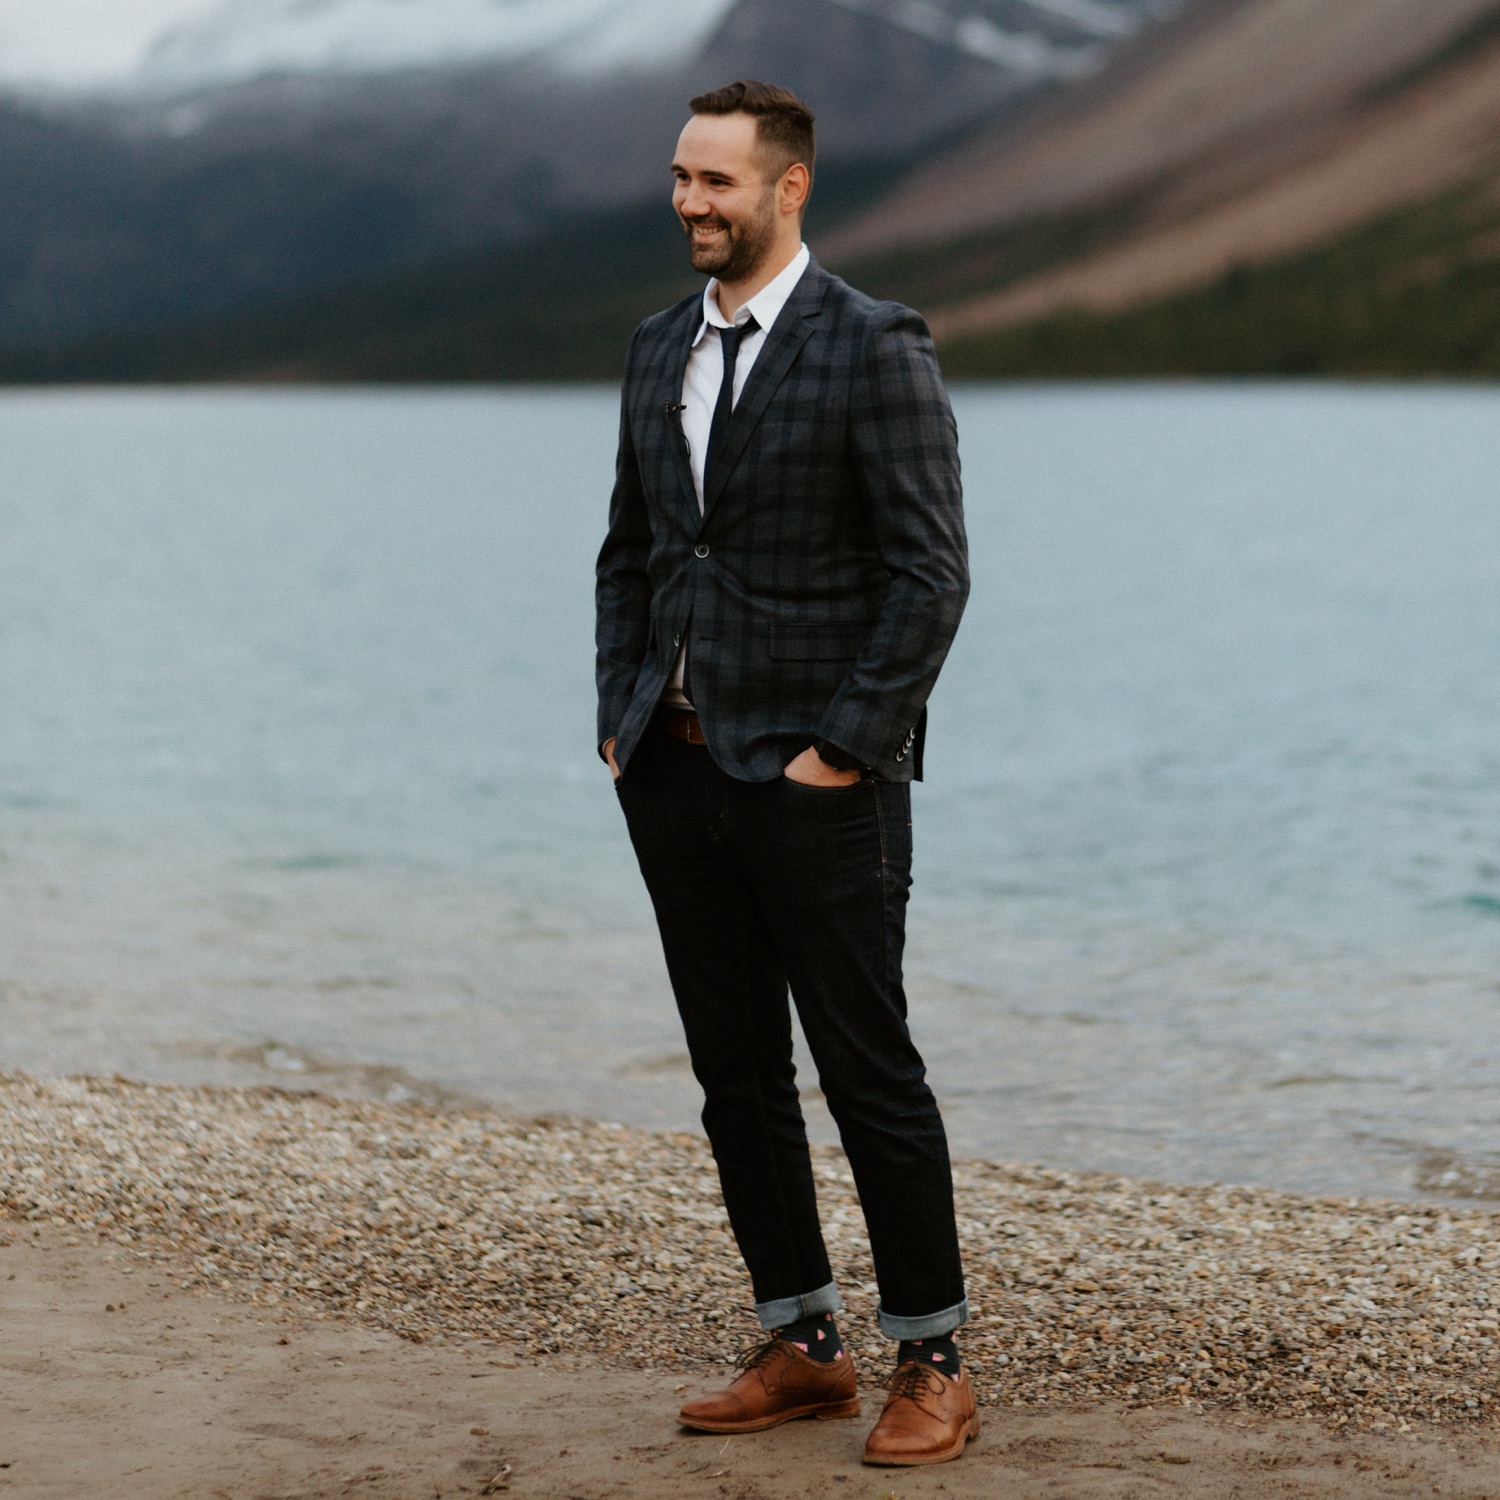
[3,181,1499,383]
[0,158,908,385]
[0,199,696,385]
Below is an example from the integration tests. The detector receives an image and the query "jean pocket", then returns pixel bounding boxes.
[780,773,868,795]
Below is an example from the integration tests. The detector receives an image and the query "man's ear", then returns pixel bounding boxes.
[780,162,811,218]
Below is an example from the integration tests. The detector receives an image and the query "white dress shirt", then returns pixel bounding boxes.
[664,242,812,708]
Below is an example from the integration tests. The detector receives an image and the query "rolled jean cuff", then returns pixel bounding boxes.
[877,1296,969,1341]
[754,1281,843,1331]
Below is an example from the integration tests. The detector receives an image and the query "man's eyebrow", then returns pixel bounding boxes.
[670,160,737,179]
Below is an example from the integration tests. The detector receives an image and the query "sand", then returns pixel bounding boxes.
[6,1224,1500,1498]
[6,1074,1500,1496]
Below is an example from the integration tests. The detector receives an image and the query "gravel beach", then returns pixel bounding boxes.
[2,1072,1497,1438]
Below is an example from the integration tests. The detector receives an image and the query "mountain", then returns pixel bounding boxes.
[0,0,1175,353]
[822,0,1500,372]
[21,0,1491,381]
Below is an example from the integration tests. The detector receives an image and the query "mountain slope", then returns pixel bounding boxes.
[824,0,1500,361]
[828,0,1500,259]
[933,186,1500,377]
[918,30,1500,338]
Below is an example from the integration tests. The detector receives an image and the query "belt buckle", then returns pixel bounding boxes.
[662,707,704,745]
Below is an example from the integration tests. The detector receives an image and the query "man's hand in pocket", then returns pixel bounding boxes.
[783,745,861,787]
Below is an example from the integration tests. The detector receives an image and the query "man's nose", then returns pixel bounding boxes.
[678,182,711,219]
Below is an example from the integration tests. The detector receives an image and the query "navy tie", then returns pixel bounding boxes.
[705,315,757,497]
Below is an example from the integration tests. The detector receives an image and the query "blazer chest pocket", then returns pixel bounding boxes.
[768,622,872,661]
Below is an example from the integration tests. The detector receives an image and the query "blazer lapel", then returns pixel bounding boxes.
[701,263,830,519]
[650,297,702,520]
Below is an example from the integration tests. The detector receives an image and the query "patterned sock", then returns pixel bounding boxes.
[774,1312,846,1364]
[897,1333,962,1379]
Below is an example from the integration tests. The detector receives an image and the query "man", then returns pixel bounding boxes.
[595,79,974,1467]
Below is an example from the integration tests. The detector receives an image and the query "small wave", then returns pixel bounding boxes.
[1415,1151,1500,1200]
[271,853,367,872]
[163,1038,479,1110]
[612,1051,693,1078]
[1267,1072,1365,1089]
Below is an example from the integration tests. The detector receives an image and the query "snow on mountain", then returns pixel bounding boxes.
[824,0,1115,80]
[133,0,741,91]
[122,0,1172,94]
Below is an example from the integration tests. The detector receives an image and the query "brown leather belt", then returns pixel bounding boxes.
[656,706,708,745]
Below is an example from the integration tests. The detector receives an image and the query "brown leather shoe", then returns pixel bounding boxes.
[677,1339,860,1433]
[862,1362,979,1466]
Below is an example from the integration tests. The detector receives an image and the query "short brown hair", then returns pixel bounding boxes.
[688,79,816,185]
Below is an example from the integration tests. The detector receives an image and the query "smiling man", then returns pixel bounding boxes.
[595,80,975,1467]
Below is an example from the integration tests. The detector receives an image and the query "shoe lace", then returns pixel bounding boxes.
[887,1360,948,1404]
[733,1338,789,1374]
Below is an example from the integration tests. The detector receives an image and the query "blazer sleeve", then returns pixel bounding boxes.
[814,305,969,778]
[594,331,653,756]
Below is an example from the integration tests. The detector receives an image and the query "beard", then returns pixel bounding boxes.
[682,189,778,283]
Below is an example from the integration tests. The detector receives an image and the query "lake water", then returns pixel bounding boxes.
[2,385,1498,1202]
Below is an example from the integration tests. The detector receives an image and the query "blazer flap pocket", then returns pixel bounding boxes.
[768,622,872,661]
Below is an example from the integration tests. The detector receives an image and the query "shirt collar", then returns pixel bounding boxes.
[691,242,811,348]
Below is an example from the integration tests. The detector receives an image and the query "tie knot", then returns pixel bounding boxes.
[720,315,758,356]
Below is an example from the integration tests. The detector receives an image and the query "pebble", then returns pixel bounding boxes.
[2,1072,1496,1431]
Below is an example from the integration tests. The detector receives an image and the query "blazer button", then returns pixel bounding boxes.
[694,543,710,558]
[895,749,906,762]
[673,633,681,647]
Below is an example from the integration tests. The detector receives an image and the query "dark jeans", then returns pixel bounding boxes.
[615,726,967,1339]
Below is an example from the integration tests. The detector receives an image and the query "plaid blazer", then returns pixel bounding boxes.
[595,258,968,784]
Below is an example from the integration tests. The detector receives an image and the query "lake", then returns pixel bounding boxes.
[2,384,1498,1201]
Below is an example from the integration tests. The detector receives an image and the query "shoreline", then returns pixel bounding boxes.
[4,1073,1500,1439]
